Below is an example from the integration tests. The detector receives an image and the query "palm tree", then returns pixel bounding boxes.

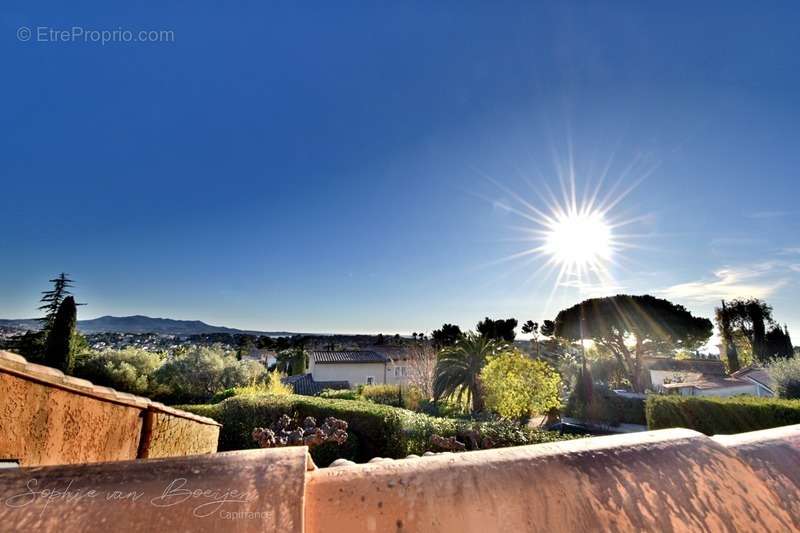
[433,332,502,413]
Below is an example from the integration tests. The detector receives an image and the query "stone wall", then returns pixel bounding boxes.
[0,351,220,466]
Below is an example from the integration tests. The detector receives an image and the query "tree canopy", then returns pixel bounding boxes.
[431,323,463,348]
[481,350,562,420]
[476,317,518,342]
[551,294,713,391]
[716,298,792,365]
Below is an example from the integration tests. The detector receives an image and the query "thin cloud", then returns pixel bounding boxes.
[659,264,787,302]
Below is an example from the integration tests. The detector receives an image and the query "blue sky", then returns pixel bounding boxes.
[2,2,800,336]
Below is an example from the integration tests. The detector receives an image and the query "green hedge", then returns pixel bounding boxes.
[646,395,800,435]
[565,385,646,426]
[361,384,404,407]
[179,394,576,465]
[318,389,360,400]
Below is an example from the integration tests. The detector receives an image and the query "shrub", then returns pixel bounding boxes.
[361,384,403,407]
[646,395,800,434]
[319,389,360,400]
[153,346,267,404]
[181,394,407,462]
[767,356,800,399]
[566,382,646,426]
[209,371,292,403]
[74,348,165,396]
[179,394,577,465]
[481,352,562,420]
[360,384,425,411]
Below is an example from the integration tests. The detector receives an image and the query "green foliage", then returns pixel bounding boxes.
[361,384,424,411]
[476,317,518,342]
[209,371,293,402]
[566,379,646,426]
[552,295,713,391]
[8,330,47,360]
[567,366,595,419]
[767,356,800,399]
[74,348,165,395]
[210,387,238,403]
[179,394,577,465]
[319,389,361,400]
[646,395,800,434]
[43,296,78,373]
[481,351,562,420]
[765,325,794,360]
[276,347,308,375]
[361,384,403,406]
[431,323,463,348]
[434,332,505,413]
[154,346,267,404]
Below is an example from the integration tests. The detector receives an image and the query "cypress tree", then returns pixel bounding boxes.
[44,296,78,373]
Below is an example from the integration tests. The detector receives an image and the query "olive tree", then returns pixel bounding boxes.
[550,295,712,392]
[155,346,266,403]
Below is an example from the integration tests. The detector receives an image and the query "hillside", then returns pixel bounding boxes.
[0,315,294,336]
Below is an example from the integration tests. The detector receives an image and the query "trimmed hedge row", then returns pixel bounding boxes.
[318,389,360,400]
[179,394,576,465]
[565,384,646,426]
[646,395,800,435]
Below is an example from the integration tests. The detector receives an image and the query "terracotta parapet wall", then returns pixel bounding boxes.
[0,447,307,532]
[0,426,799,531]
[713,425,800,529]
[0,351,220,466]
[138,405,221,459]
[306,427,800,532]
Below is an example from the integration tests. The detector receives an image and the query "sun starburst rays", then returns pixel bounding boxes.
[491,175,641,306]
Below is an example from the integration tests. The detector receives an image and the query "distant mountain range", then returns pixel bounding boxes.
[0,315,296,337]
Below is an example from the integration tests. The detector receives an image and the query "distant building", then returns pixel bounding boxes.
[643,357,774,398]
[731,366,776,397]
[309,350,390,386]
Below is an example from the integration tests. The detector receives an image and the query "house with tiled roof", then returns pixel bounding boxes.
[731,366,776,397]
[643,356,727,392]
[309,350,399,386]
[644,357,774,397]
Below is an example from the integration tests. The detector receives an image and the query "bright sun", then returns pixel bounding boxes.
[543,209,612,268]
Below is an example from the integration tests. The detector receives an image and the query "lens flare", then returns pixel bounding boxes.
[482,150,653,308]
[543,209,612,268]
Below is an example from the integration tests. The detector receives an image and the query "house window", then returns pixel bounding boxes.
[394,367,400,377]
[401,367,407,377]
[366,376,374,385]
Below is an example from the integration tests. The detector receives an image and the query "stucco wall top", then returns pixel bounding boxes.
[0,350,219,427]
[0,448,307,532]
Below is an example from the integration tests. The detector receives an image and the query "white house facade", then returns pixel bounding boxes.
[309,351,390,386]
